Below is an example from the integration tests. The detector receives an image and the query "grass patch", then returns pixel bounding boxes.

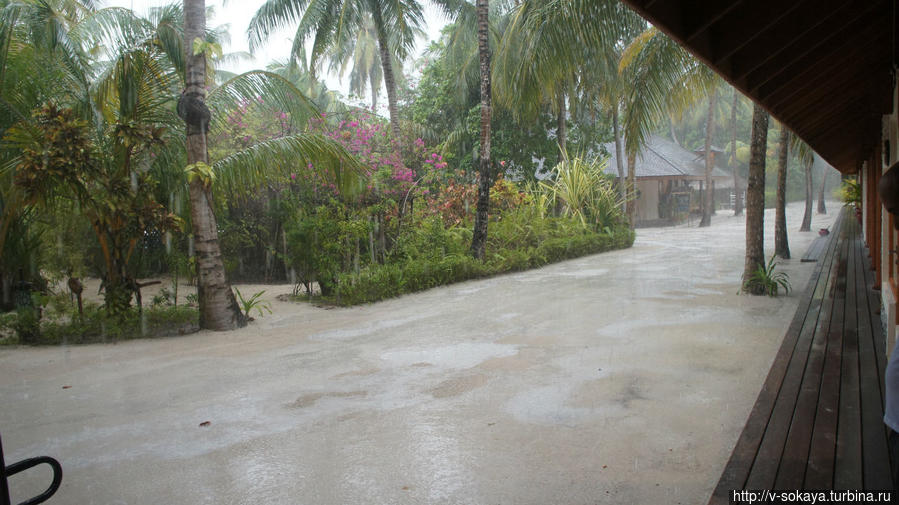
[1,304,199,346]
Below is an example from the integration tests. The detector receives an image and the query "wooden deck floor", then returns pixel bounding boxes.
[709,209,891,503]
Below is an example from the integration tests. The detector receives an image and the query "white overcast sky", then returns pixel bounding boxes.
[104,0,449,95]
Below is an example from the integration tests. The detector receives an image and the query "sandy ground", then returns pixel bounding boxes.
[0,202,841,505]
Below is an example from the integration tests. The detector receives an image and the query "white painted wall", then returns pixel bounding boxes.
[636,180,660,221]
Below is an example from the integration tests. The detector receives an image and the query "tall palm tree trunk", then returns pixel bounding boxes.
[774,126,790,258]
[669,116,680,146]
[627,152,636,227]
[730,90,742,216]
[817,166,827,214]
[557,90,567,162]
[699,89,717,227]
[800,156,813,231]
[470,0,491,260]
[183,0,245,330]
[369,71,378,111]
[371,7,401,141]
[613,105,626,208]
[743,103,769,294]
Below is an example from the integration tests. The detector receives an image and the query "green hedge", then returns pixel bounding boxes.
[2,305,199,346]
[333,224,635,305]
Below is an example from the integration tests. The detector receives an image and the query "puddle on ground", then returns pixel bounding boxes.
[505,384,624,427]
[428,373,488,398]
[309,315,427,341]
[286,390,368,409]
[557,268,609,278]
[331,368,380,379]
[380,343,518,370]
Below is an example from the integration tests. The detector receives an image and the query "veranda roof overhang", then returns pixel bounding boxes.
[619,0,895,174]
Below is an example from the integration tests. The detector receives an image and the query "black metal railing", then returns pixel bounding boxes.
[0,434,61,505]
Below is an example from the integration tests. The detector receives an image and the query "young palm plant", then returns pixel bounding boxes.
[743,255,791,297]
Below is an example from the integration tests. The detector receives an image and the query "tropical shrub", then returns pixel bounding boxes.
[837,178,862,208]
[333,214,634,305]
[4,303,199,346]
[743,255,791,297]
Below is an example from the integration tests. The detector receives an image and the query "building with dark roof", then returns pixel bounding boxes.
[602,135,738,225]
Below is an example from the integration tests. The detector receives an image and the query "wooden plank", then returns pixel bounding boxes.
[802,234,831,263]
[805,225,850,488]
[708,212,845,504]
[834,221,862,489]
[773,213,843,489]
[854,225,893,489]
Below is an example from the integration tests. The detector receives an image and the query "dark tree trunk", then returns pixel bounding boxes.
[774,126,790,258]
[700,89,717,227]
[470,0,491,259]
[183,0,245,330]
[731,90,743,216]
[613,105,626,208]
[817,164,828,214]
[557,90,567,163]
[372,7,401,141]
[800,156,813,231]
[627,152,636,228]
[743,103,769,295]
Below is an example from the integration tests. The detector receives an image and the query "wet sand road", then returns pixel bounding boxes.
[0,202,838,504]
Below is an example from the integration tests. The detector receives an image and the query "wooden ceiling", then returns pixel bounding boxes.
[620,0,896,173]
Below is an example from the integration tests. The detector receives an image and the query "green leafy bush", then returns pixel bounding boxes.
[333,218,634,305]
[743,255,791,297]
[4,304,199,345]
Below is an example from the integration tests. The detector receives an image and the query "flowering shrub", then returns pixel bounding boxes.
[307,111,448,201]
[422,172,529,227]
[211,96,294,154]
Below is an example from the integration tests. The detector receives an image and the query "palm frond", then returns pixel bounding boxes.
[212,133,366,198]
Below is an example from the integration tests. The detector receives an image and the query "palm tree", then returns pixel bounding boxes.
[469,0,491,259]
[183,0,245,329]
[817,159,828,214]
[324,16,382,110]
[1,2,364,321]
[792,134,814,232]
[730,89,743,216]
[699,87,718,227]
[774,124,790,258]
[247,0,424,141]
[619,27,719,227]
[743,102,769,295]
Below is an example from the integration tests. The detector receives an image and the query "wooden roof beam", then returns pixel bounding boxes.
[715,0,848,73]
[733,1,883,90]
[755,28,886,107]
[775,78,879,126]
[764,49,885,114]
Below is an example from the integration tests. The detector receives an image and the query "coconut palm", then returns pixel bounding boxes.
[469,0,490,259]
[183,0,246,329]
[791,133,814,232]
[620,27,722,227]
[321,14,416,111]
[743,102,769,295]
[1,1,364,323]
[247,0,424,141]
[730,89,743,216]
[774,124,790,259]
[492,0,642,220]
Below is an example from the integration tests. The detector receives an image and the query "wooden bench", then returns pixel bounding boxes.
[709,208,891,503]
